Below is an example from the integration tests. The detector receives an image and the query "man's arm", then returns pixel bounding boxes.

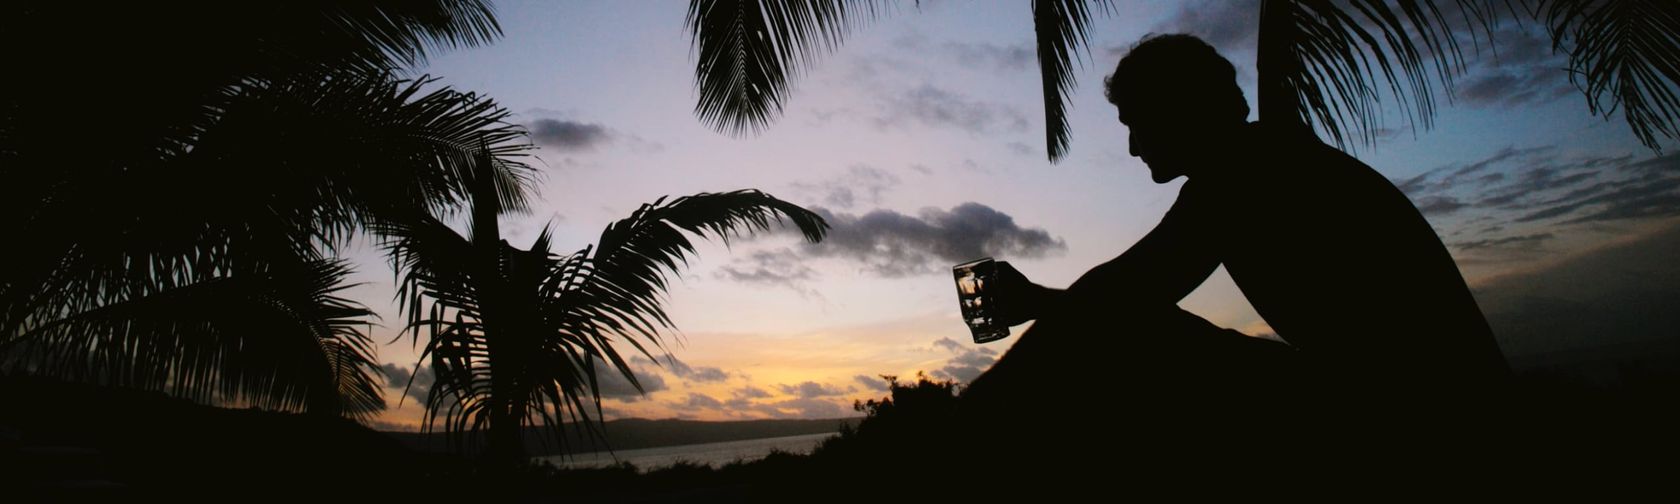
[999,188,1220,324]
[1066,196,1220,306]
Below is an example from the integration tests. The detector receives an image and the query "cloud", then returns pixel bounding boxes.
[527,118,611,151]
[630,355,733,383]
[875,85,1029,135]
[1454,24,1575,109]
[1005,141,1037,157]
[715,248,819,295]
[1152,0,1261,51]
[791,164,902,210]
[932,337,964,353]
[802,203,1066,277]
[380,363,434,404]
[592,360,668,402]
[379,363,411,387]
[1151,2,1570,111]
[670,393,725,411]
[1453,232,1555,251]
[927,337,999,384]
[1393,147,1679,245]
[854,374,892,392]
[1396,146,1555,197]
[1496,155,1680,224]
[778,381,850,398]
[1417,196,1470,216]
[724,393,848,419]
[733,386,772,399]
[1520,175,1680,225]
[772,397,844,418]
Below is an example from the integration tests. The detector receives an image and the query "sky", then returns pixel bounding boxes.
[347,0,1679,430]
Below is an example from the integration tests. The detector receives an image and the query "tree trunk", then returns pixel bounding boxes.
[1258,0,1311,137]
[469,161,525,466]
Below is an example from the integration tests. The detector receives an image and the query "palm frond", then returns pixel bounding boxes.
[389,184,828,458]
[0,259,385,420]
[1033,0,1113,162]
[686,0,889,136]
[2,70,535,343]
[1259,0,1511,149]
[1544,0,1680,152]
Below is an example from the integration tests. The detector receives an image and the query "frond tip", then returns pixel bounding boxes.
[1034,0,1112,163]
[686,0,889,136]
[1546,0,1680,152]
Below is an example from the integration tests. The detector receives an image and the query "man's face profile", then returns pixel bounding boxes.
[1119,105,1199,184]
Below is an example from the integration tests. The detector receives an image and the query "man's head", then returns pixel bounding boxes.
[1105,34,1249,183]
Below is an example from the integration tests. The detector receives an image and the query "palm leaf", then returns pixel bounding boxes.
[1033,0,1113,162]
[1543,0,1680,152]
[686,0,889,136]
[388,183,828,458]
[1259,0,1511,149]
[2,71,534,345]
[0,259,385,420]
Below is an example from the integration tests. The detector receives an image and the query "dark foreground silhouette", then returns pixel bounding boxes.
[953,34,1514,478]
[5,371,1676,502]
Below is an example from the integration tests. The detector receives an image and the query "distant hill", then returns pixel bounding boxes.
[386,417,858,456]
[1475,220,1680,384]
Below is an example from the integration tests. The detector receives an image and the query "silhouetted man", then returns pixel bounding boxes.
[963,35,1510,430]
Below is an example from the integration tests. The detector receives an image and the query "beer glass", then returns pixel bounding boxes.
[953,258,1008,343]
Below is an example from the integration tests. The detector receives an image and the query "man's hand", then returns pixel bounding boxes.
[993,261,1062,326]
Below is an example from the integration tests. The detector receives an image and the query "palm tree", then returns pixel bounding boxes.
[0,1,528,419]
[382,152,829,463]
[684,0,1680,158]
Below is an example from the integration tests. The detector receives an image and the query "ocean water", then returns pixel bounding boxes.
[533,432,836,471]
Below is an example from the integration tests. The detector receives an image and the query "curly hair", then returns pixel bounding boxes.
[1104,34,1250,125]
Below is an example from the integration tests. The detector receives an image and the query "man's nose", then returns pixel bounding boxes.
[1128,133,1141,157]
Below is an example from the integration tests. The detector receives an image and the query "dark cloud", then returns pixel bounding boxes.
[527,118,611,151]
[770,397,845,418]
[931,364,987,383]
[1393,147,1680,240]
[778,381,849,399]
[664,356,731,383]
[1453,232,1555,251]
[1152,0,1260,51]
[592,359,668,402]
[715,248,819,295]
[1499,155,1680,224]
[932,337,964,353]
[1151,2,1570,110]
[928,338,999,384]
[733,386,772,399]
[1454,24,1575,109]
[1005,141,1037,157]
[671,393,725,411]
[854,374,892,392]
[379,363,411,387]
[803,203,1066,277]
[380,363,434,404]
[630,355,732,384]
[1395,146,1555,197]
[1417,196,1470,216]
[876,85,1029,135]
[791,164,901,210]
[725,395,847,419]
